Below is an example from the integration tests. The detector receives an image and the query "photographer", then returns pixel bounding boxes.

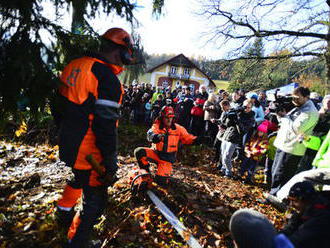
[269,87,319,196]
[219,99,255,177]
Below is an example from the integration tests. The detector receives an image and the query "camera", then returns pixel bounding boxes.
[269,89,295,113]
[226,107,245,122]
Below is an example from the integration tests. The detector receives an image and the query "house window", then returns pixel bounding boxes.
[171,66,177,74]
[183,68,190,75]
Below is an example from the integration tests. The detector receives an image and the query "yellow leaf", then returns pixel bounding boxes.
[182,230,191,241]
[47,153,57,161]
[15,121,27,137]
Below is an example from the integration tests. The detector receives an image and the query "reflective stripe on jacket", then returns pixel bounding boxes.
[147,121,196,162]
[58,54,124,171]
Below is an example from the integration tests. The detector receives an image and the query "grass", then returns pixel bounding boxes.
[214,80,229,90]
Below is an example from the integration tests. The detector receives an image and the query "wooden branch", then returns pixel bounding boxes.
[225,52,323,62]
[209,4,328,40]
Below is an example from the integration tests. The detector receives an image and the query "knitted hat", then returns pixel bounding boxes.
[289,181,316,201]
[229,208,276,248]
[257,122,268,133]
[260,119,278,132]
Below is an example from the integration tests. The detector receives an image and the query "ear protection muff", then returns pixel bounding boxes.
[120,48,134,65]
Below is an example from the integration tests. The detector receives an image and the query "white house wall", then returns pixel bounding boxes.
[150,67,214,88]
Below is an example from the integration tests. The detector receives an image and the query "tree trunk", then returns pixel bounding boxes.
[326,44,330,94]
[71,1,86,34]
[326,0,330,93]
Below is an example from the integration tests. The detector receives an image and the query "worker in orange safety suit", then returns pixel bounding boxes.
[55,28,135,248]
[134,106,204,186]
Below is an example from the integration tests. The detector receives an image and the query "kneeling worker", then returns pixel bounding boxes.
[134,106,203,185]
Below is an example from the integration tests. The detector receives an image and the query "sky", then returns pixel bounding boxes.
[41,0,327,60]
[90,0,223,59]
[42,0,227,59]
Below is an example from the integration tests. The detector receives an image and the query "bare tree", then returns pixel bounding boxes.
[199,0,330,89]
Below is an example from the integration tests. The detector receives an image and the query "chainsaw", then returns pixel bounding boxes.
[85,154,202,248]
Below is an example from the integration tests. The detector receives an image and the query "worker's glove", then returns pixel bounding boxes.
[99,156,118,186]
[152,134,165,143]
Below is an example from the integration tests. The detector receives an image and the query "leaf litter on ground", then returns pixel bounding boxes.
[0,128,287,248]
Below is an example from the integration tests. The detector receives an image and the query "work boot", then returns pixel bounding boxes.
[55,207,75,236]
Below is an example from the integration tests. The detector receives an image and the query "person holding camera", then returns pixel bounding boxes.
[269,87,319,196]
[219,99,255,178]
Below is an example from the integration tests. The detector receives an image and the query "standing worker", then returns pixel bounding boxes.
[55,28,136,248]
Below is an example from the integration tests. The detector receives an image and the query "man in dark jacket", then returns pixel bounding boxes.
[131,85,144,124]
[281,181,330,248]
[176,86,194,130]
[219,99,255,177]
[55,27,135,248]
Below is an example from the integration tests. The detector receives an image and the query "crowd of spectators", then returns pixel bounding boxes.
[121,82,330,247]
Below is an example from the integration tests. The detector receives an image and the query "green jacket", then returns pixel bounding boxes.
[303,112,330,151]
[151,92,163,104]
[303,135,326,151]
[312,130,330,168]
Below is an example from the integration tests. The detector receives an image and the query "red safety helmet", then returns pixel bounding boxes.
[102,27,135,65]
[160,106,175,118]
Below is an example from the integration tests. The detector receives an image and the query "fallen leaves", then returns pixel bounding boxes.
[0,141,70,247]
[0,125,287,248]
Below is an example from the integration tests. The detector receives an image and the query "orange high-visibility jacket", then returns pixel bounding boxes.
[147,120,196,162]
[58,53,123,172]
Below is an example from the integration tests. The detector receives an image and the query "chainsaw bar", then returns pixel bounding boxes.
[146,190,202,248]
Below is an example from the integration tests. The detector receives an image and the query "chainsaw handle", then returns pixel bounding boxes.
[85,154,105,177]
[130,173,152,191]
